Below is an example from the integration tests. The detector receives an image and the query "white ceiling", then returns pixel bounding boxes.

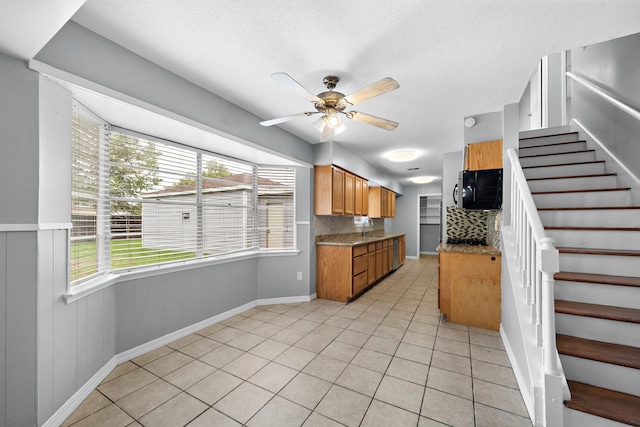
[4,1,640,186]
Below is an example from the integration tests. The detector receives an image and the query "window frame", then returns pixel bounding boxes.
[70,103,297,292]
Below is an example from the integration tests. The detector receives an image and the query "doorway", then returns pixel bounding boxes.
[417,193,442,255]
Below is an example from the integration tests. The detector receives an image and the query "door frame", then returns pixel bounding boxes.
[416,192,442,256]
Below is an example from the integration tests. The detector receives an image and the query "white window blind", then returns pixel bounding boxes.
[257,166,295,249]
[71,103,110,282]
[70,104,296,285]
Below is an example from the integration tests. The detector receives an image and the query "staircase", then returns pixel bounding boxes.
[519,129,640,427]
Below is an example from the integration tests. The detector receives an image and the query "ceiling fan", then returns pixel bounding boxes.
[260,73,399,141]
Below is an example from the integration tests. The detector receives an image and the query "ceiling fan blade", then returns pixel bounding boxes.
[259,111,318,126]
[339,77,399,107]
[345,111,399,130]
[271,72,324,104]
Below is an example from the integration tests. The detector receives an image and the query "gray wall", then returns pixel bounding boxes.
[420,224,440,253]
[570,32,640,180]
[1,21,320,426]
[35,21,313,167]
[313,141,402,194]
[463,110,502,146]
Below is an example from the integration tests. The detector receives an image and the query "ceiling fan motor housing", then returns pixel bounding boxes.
[322,75,339,90]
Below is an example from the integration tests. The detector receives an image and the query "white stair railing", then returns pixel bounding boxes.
[507,148,566,425]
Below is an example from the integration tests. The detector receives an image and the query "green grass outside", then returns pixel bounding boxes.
[71,239,195,281]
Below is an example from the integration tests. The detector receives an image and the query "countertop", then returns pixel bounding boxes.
[437,243,501,255]
[316,233,405,246]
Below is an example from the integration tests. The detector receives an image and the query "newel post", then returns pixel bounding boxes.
[538,237,560,375]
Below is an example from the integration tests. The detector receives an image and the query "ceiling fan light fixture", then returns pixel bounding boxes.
[387,150,419,162]
[326,112,342,129]
[411,176,435,184]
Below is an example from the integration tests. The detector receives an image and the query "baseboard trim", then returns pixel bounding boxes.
[257,294,315,305]
[500,324,535,423]
[42,356,117,427]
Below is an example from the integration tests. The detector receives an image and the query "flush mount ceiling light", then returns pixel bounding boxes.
[387,150,419,162]
[411,176,435,184]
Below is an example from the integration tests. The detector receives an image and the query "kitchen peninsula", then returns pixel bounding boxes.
[316,233,406,303]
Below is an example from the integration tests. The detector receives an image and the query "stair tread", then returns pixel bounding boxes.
[557,334,640,369]
[558,247,640,257]
[522,160,604,169]
[532,187,630,195]
[555,299,640,324]
[555,271,640,287]
[520,149,594,159]
[527,173,617,181]
[538,206,640,211]
[520,139,585,148]
[547,226,640,231]
[565,380,640,427]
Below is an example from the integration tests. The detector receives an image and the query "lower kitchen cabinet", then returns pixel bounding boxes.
[438,250,501,330]
[316,236,404,303]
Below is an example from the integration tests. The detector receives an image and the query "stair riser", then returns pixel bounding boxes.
[520,151,595,168]
[527,175,618,193]
[564,408,630,427]
[519,133,580,148]
[546,229,640,251]
[524,162,606,179]
[519,141,587,156]
[539,209,640,228]
[558,254,640,279]
[560,355,640,397]
[555,280,640,310]
[533,190,631,209]
[555,313,640,347]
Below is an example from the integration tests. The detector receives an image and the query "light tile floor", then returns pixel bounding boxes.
[63,255,532,427]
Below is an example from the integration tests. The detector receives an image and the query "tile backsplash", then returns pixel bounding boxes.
[445,206,500,247]
[314,215,385,237]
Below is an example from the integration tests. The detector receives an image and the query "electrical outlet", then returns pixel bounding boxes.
[296,271,303,281]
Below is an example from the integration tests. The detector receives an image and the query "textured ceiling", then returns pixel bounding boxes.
[5,1,640,186]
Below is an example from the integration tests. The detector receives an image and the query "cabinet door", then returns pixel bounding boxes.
[465,139,503,171]
[375,249,383,279]
[344,172,355,215]
[382,246,389,274]
[367,250,376,285]
[362,180,369,216]
[387,240,393,270]
[354,176,364,215]
[332,167,345,214]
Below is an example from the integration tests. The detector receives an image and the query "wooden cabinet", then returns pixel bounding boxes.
[399,235,406,264]
[355,176,368,216]
[438,251,501,330]
[314,165,368,216]
[367,243,376,285]
[317,244,367,302]
[465,139,503,171]
[317,234,405,303]
[368,186,396,218]
[344,172,355,215]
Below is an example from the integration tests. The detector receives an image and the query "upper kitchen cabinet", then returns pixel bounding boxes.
[315,165,368,216]
[465,139,503,170]
[368,186,396,218]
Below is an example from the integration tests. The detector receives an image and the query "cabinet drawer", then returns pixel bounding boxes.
[368,243,376,253]
[352,271,368,295]
[376,241,383,251]
[353,244,368,257]
[353,254,367,275]
[383,239,390,248]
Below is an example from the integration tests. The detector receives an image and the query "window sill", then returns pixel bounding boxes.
[63,249,300,304]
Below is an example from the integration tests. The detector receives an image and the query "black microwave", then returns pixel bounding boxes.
[454,168,503,210]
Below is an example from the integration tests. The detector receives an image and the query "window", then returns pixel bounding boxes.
[71,102,296,285]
